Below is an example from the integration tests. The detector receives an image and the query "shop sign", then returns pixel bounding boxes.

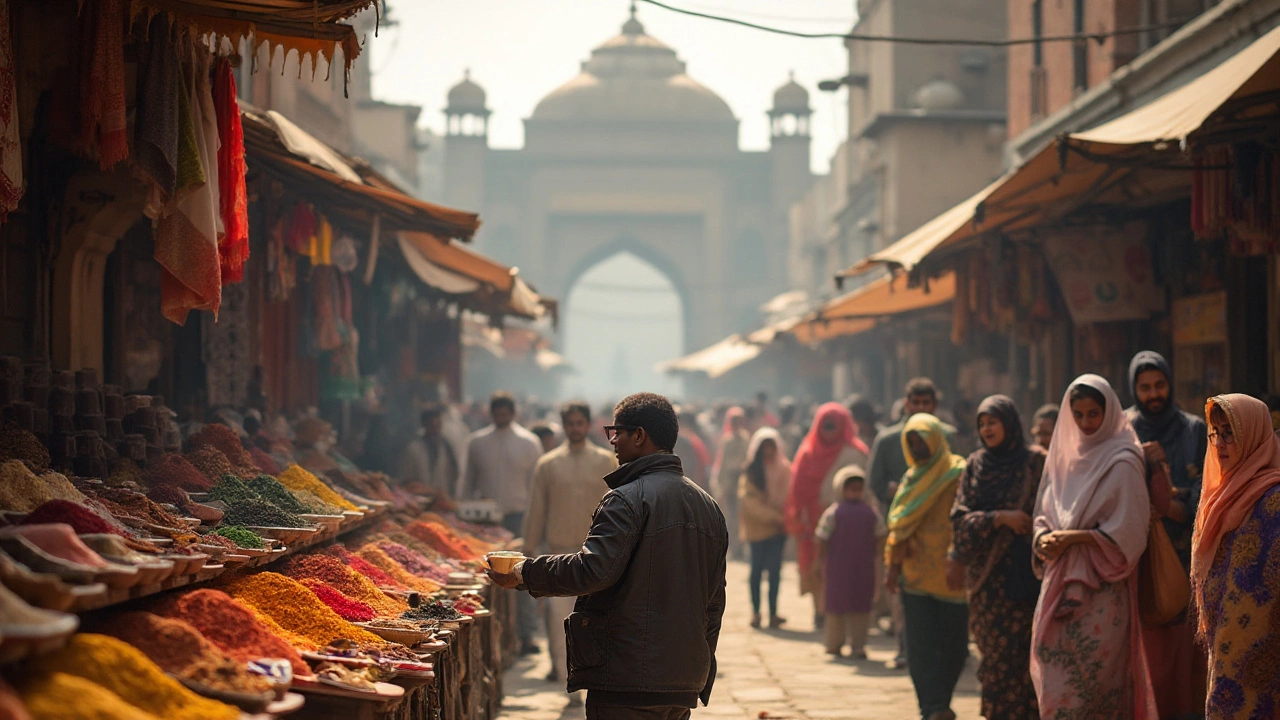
[1042,225,1164,325]
[1172,291,1228,346]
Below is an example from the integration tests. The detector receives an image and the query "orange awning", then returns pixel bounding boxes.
[399,231,551,320]
[792,272,955,344]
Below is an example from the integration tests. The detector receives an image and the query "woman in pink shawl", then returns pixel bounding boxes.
[786,403,869,626]
[1030,374,1156,719]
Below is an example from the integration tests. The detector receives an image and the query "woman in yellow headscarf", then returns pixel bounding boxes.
[884,413,967,720]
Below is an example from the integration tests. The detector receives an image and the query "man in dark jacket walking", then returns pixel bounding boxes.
[487,392,729,720]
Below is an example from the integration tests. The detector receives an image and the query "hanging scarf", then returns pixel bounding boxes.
[213,58,249,284]
[0,0,21,221]
[78,0,127,168]
[887,413,965,543]
[1191,394,1280,636]
[135,14,181,202]
[785,402,868,535]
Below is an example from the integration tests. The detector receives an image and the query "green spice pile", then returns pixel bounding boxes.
[212,526,265,549]
[206,475,258,505]
[222,499,308,528]
[246,475,308,515]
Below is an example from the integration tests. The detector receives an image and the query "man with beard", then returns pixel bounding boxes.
[1124,350,1207,720]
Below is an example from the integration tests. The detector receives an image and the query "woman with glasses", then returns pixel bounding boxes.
[1191,394,1280,719]
[785,403,869,628]
[1030,375,1156,719]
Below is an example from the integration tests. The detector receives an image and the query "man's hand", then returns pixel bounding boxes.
[486,568,521,589]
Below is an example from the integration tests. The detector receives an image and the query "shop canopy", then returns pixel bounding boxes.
[792,272,955,344]
[655,335,765,379]
[398,231,552,321]
[242,107,480,241]
[839,23,1280,280]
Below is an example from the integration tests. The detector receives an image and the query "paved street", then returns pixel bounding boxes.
[496,560,980,720]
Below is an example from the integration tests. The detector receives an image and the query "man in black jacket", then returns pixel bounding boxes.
[487,392,729,720]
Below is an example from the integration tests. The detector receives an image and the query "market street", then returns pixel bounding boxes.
[496,560,981,720]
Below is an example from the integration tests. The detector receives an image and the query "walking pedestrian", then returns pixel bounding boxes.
[486,393,729,720]
[714,408,751,561]
[949,395,1043,720]
[1030,375,1156,719]
[868,378,954,668]
[884,413,968,720]
[397,404,460,500]
[1030,405,1058,452]
[846,395,881,451]
[786,403,869,628]
[1124,351,1206,719]
[1191,394,1280,719]
[814,466,885,659]
[458,391,544,656]
[522,401,616,697]
[738,427,790,629]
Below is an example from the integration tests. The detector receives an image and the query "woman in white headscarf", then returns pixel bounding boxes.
[739,428,790,629]
[1030,375,1156,719]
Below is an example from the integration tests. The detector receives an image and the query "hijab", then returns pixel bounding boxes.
[1127,351,1182,438]
[887,413,966,542]
[1191,394,1280,634]
[786,403,867,532]
[955,395,1039,512]
[744,427,789,493]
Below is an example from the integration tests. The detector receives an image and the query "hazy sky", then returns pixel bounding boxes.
[366,0,856,173]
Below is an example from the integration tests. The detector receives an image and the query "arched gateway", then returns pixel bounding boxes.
[440,8,812,352]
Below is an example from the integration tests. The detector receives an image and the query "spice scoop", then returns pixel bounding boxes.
[483,551,525,574]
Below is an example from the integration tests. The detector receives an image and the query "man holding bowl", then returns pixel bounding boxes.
[487,392,729,720]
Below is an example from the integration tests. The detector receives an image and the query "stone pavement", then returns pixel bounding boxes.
[495,560,981,720]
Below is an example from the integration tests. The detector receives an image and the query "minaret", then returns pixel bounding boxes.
[443,70,489,212]
[768,72,813,213]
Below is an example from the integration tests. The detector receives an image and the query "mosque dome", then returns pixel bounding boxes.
[447,70,488,114]
[772,74,810,114]
[913,78,965,111]
[530,10,734,123]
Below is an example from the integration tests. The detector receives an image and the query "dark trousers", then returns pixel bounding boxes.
[901,592,969,717]
[502,511,536,644]
[586,704,691,720]
[748,534,786,617]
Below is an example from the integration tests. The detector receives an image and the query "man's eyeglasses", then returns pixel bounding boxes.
[603,425,639,441]
[1209,428,1236,445]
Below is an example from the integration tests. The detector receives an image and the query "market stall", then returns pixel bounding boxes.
[0,363,516,720]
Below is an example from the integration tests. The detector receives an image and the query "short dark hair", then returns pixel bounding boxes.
[560,400,591,423]
[846,395,877,426]
[1032,404,1059,423]
[613,393,679,453]
[530,423,556,441]
[489,392,516,414]
[1068,384,1106,408]
[420,404,444,425]
[904,377,937,400]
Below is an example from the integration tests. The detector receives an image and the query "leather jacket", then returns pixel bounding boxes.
[521,453,728,703]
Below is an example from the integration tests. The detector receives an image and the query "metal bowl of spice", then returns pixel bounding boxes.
[245,526,320,545]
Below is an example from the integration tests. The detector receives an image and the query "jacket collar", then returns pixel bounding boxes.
[604,453,683,490]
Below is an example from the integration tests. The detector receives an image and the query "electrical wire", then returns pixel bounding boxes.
[638,0,1204,47]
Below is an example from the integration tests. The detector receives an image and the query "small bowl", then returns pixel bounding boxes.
[483,552,525,574]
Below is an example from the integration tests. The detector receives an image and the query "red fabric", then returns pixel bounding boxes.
[285,202,316,254]
[79,0,127,168]
[785,402,868,539]
[213,58,249,283]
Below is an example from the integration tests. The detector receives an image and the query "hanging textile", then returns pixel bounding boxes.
[203,281,251,406]
[135,15,182,202]
[312,265,343,351]
[285,201,316,254]
[213,57,249,283]
[1192,144,1280,255]
[0,0,22,221]
[77,0,127,168]
[154,49,222,324]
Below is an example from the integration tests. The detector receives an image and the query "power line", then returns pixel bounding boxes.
[638,0,1202,47]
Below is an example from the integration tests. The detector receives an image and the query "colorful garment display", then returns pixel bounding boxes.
[213,58,248,284]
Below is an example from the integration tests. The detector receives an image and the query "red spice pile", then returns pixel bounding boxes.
[188,424,253,467]
[323,545,406,590]
[249,447,281,476]
[406,520,480,561]
[158,589,309,676]
[145,484,190,509]
[282,553,406,615]
[185,446,234,484]
[146,454,215,491]
[20,499,123,536]
[299,579,375,622]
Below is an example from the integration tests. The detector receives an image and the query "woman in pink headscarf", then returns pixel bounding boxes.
[1030,374,1156,719]
[786,402,869,626]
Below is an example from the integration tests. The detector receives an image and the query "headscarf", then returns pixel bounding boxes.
[720,407,745,438]
[1127,351,1181,438]
[1126,350,1206,496]
[1191,394,1280,634]
[954,395,1035,512]
[887,413,966,542]
[832,464,867,496]
[785,403,868,534]
[744,427,790,501]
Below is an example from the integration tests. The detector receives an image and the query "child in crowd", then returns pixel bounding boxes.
[813,466,886,658]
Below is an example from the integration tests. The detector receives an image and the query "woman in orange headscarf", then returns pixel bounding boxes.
[1191,394,1280,719]
[786,403,869,626]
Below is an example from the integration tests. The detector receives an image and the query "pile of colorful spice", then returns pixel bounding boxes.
[299,579,376,622]
[377,540,452,584]
[187,424,253,467]
[96,612,273,695]
[0,423,50,472]
[323,545,407,590]
[152,589,311,676]
[248,446,281,476]
[184,446,235,484]
[144,454,214,492]
[18,672,162,720]
[0,461,87,513]
[88,487,185,528]
[292,489,346,515]
[246,474,309,515]
[18,634,239,720]
[277,465,360,512]
[212,526,265,550]
[205,474,258,504]
[222,498,308,528]
[280,554,406,615]
[220,572,384,646]
[20,500,124,536]
[355,544,441,593]
[402,600,464,622]
[104,459,143,488]
[405,520,483,561]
